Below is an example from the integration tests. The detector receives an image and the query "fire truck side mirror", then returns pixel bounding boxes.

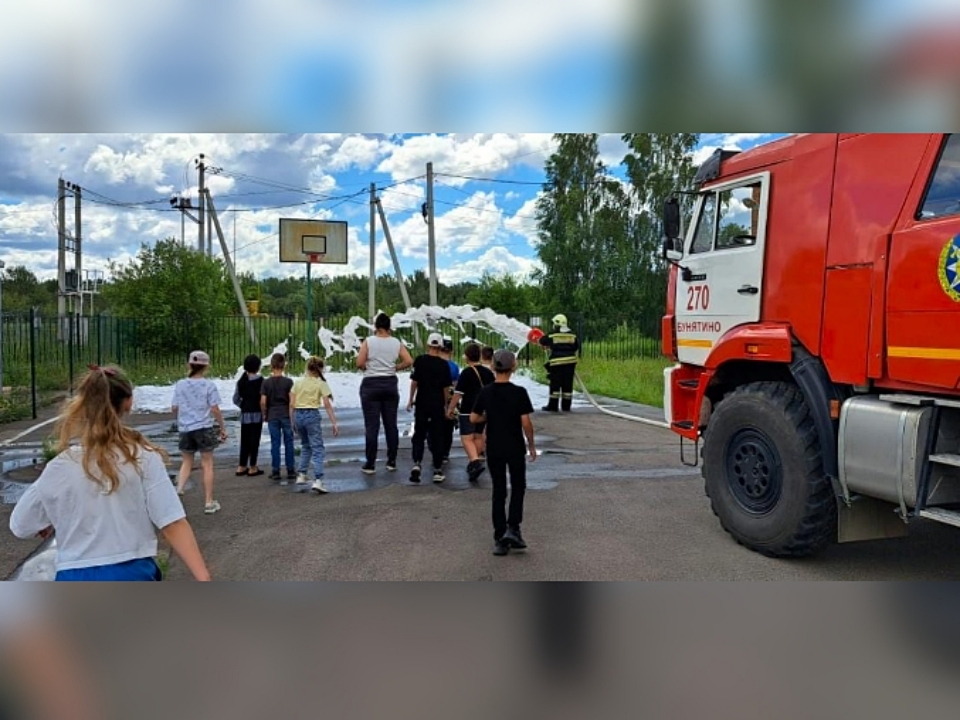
[662,197,683,259]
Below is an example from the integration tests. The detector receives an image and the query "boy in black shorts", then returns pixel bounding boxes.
[470,350,537,556]
[447,342,493,482]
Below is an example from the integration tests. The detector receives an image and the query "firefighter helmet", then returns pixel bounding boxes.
[552,314,568,328]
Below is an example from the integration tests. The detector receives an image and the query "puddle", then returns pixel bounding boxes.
[0,480,32,504]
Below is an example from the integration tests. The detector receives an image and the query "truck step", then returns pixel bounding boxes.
[929,453,960,468]
[918,508,960,529]
[880,394,960,410]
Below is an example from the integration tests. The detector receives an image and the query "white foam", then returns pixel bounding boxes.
[132,369,582,414]
[131,305,584,414]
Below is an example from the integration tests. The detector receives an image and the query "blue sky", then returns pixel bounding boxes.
[0,133,783,285]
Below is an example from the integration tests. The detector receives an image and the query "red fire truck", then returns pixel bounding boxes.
[662,133,960,556]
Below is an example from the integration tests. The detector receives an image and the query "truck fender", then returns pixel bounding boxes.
[789,344,845,498]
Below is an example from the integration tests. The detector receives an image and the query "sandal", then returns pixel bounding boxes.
[235,469,249,476]
[247,469,264,476]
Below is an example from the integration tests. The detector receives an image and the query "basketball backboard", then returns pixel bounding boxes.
[279,219,348,263]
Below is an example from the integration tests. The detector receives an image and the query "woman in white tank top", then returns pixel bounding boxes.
[356,313,413,474]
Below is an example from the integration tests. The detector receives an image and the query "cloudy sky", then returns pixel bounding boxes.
[0,133,782,286]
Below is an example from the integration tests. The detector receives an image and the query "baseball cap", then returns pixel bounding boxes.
[427,332,443,348]
[442,336,454,351]
[493,349,516,371]
[189,350,210,366]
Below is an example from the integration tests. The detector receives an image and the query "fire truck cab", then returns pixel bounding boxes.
[662,133,960,556]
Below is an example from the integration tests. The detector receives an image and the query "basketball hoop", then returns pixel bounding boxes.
[307,253,324,264]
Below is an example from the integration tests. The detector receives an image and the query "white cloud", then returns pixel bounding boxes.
[328,135,388,171]
[377,134,554,185]
[437,246,541,285]
[504,194,541,249]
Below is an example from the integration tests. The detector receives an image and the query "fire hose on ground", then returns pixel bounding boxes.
[526,326,669,429]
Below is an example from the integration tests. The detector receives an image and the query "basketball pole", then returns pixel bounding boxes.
[306,260,312,354]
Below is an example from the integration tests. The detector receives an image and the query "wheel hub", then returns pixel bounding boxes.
[725,429,783,514]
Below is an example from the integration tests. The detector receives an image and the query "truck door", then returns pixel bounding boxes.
[675,172,770,366]
[887,134,960,391]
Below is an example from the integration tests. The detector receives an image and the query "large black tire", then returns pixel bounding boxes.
[702,381,837,557]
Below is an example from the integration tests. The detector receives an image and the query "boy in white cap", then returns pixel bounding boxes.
[407,332,452,483]
[172,350,227,514]
[470,349,536,556]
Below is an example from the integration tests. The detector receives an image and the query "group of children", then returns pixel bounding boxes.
[174,350,339,511]
[408,334,537,556]
[176,336,538,556]
[9,333,537,580]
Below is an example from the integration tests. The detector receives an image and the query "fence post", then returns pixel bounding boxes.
[96,314,103,366]
[29,309,37,419]
[68,313,75,395]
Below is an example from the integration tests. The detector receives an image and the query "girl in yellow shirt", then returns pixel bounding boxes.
[290,357,339,494]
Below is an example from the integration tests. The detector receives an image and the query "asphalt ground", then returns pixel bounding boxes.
[5,397,960,580]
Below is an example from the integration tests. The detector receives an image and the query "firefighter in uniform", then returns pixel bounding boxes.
[538,314,579,412]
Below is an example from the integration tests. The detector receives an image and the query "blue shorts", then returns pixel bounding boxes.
[55,557,162,582]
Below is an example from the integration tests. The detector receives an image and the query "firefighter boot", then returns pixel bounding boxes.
[542,397,559,412]
[561,394,573,412]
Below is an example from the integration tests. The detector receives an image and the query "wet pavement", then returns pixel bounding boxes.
[7,395,960,580]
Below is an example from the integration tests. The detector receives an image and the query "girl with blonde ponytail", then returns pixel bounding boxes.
[10,365,210,581]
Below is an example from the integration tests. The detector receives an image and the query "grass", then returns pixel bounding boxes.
[525,356,672,408]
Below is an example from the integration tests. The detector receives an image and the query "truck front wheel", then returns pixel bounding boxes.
[702,381,836,557]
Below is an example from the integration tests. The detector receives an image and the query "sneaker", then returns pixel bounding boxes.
[467,460,486,483]
[493,539,510,556]
[204,501,221,515]
[295,473,310,485]
[386,459,397,472]
[432,469,445,483]
[503,527,526,550]
[286,470,297,480]
[361,463,376,475]
[269,471,281,482]
[409,464,421,483]
[310,479,328,494]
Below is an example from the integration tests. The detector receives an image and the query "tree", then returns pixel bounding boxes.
[466,273,540,320]
[621,133,699,333]
[1,266,56,313]
[534,133,699,338]
[534,134,635,333]
[102,238,235,354]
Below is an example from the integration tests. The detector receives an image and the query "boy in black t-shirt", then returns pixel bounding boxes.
[447,342,494,482]
[470,349,537,556]
[407,333,453,483]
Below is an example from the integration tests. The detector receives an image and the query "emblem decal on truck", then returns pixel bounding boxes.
[938,234,960,302]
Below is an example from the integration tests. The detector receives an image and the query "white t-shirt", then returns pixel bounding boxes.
[172,377,222,432]
[9,446,185,572]
[363,335,402,378]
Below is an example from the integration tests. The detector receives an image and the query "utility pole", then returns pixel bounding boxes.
[426,162,437,305]
[375,199,412,311]
[369,182,376,321]
[205,189,257,345]
[197,154,206,255]
[57,178,66,320]
[74,184,81,316]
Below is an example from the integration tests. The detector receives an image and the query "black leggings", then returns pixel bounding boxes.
[239,422,262,467]
[360,376,400,464]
